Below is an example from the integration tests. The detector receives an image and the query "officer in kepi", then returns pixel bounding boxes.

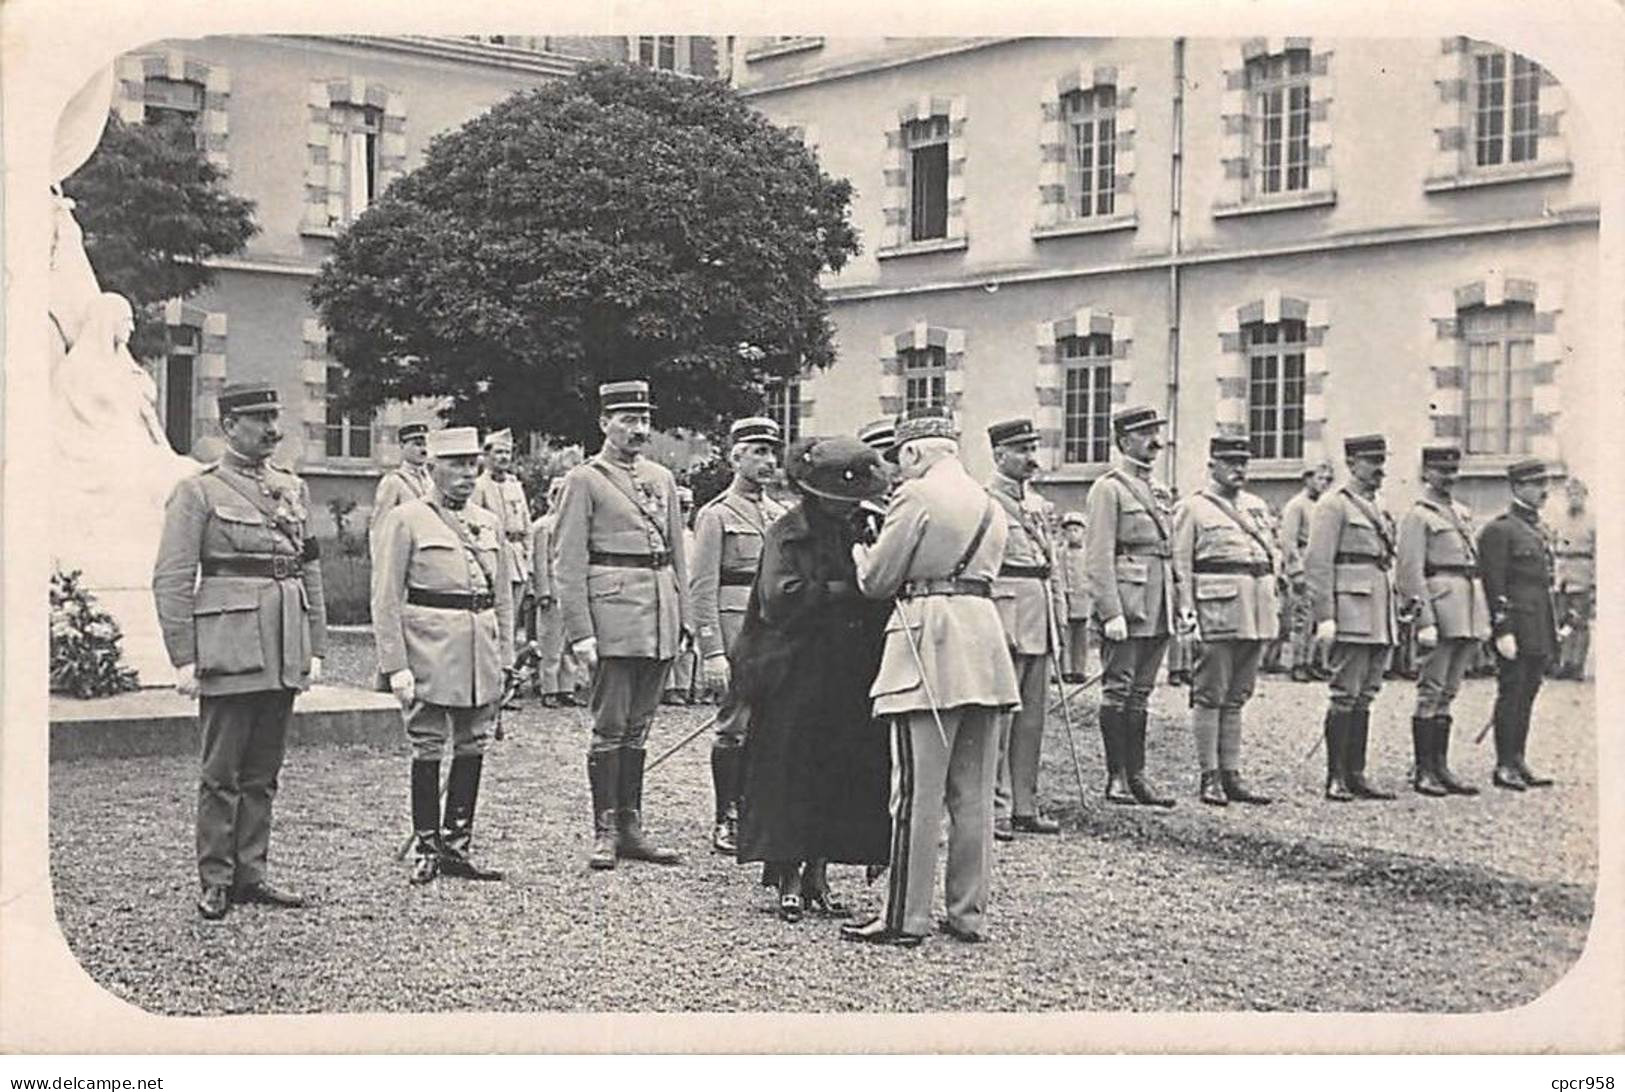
[152,381,327,921]
[1394,445,1489,797]
[369,421,434,536]
[1305,434,1400,802]
[371,426,512,884]
[554,379,690,870]
[1477,458,1563,790]
[691,416,786,853]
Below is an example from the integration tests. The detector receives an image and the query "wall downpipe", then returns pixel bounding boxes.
[1166,37,1186,489]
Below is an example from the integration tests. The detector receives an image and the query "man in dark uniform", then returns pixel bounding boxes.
[1084,405,1177,807]
[554,380,689,870]
[372,427,512,884]
[152,381,327,920]
[1305,434,1400,802]
[1477,458,1562,790]
[691,416,786,852]
[369,422,433,537]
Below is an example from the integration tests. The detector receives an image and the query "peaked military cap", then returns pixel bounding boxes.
[730,416,783,447]
[1343,434,1387,458]
[988,417,1041,448]
[483,428,514,451]
[894,404,959,446]
[1209,436,1252,461]
[857,417,898,461]
[1507,457,1553,483]
[428,427,481,458]
[599,379,653,413]
[398,422,430,442]
[1111,405,1167,434]
[786,436,890,502]
[218,381,280,416]
[1421,444,1462,469]
[1060,510,1087,528]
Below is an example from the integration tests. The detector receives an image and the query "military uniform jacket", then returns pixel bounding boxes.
[1476,504,1560,657]
[553,451,691,660]
[690,483,787,659]
[1172,488,1281,642]
[152,451,328,697]
[372,495,514,706]
[986,472,1064,656]
[1279,489,1316,578]
[369,463,432,535]
[470,472,533,583]
[856,457,1021,717]
[1058,543,1091,621]
[529,513,556,599]
[1083,465,1177,638]
[1552,509,1595,593]
[1304,486,1399,646]
[1395,497,1491,641]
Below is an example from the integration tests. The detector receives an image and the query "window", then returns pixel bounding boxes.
[1060,334,1113,464]
[1246,49,1312,195]
[1245,319,1306,459]
[162,323,200,455]
[325,365,373,459]
[143,76,204,147]
[332,102,382,224]
[637,36,678,70]
[1062,86,1116,219]
[1473,48,1541,167]
[901,346,947,412]
[766,380,802,443]
[903,116,950,242]
[1462,303,1535,455]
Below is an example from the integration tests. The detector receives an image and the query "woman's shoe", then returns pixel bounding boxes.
[800,883,853,918]
[777,892,804,923]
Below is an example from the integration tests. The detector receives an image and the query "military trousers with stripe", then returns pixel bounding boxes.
[879,706,1001,938]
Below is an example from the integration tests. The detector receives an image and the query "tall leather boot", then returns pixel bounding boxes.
[1345,709,1395,800]
[1411,716,1447,797]
[409,759,442,885]
[587,750,620,869]
[440,754,504,880]
[1513,692,1554,787]
[710,746,740,854]
[1100,707,1135,804]
[1433,715,1479,796]
[616,747,682,864]
[1324,711,1353,801]
[1124,709,1175,808]
[1491,694,1526,790]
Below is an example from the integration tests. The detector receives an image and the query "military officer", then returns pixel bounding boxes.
[1477,459,1562,790]
[530,478,580,706]
[372,427,511,883]
[1305,434,1400,802]
[151,381,326,920]
[663,486,699,705]
[554,379,689,870]
[471,428,532,661]
[1394,445,1489,797]
[1551,477,1594,680]
[369,422,433,537]
[843,406,1021,946]
[985,417,1065,839]
[691,416,787,852]
[1280,461,1336,681]
[1084,405,1178,808]
[1057,511,1091,682]
[1172,436,1280,806]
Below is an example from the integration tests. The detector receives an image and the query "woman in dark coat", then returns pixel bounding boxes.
[733,436,894,922]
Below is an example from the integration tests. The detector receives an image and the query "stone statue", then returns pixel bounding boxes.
[50,68,200,685]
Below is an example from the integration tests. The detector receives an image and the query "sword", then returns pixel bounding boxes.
[1043,594,1089,804]
[647,709,723,773]
[896,598,952,752]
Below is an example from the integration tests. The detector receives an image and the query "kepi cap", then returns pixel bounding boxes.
[218,381,280,416]
[483,428,514,451]
[600,379,653,413]
[1421,444,1462,470]
[894,405,959,447]
[1112,405,1167,434]
[1060,510,1086,528]
[857,417,898,460]
[428,427,481,459]
[730,416,783,447]
[786,436,890,503]
[1343,434,1387,458]
[1507,458,1552,483]
[398,422,430,442]
[1209,436,1251,461]
[988,417,1041,448]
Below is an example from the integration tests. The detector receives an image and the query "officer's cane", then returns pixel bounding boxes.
[646,710,722,774]
[1043,595,1090,804]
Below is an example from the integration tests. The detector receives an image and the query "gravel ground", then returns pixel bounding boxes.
[50,631,1594,1015]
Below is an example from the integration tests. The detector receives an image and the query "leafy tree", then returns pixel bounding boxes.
[60,115,259,359]
[309,62,860,444]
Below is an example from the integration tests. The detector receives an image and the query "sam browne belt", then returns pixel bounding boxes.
[588,550,671,569]
[999,563,1052,580]
[899,577,992,599]
[719,569,756,586]
[1193,560,1273,576]
[407,588,495,611]
[202,555,304,579]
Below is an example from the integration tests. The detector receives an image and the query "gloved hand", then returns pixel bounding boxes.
[309,657,324,683]
[1416,625,1438,650]
[175,663,199,699]
[702,653,731,694]
[573,636,599,675]
[1102,615,1128,643]
[1495,633,1518,661]
[389,668,415,707]
[536,594,554,612]
[1315,619,1337,647]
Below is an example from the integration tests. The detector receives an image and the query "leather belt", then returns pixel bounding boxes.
[1116,547,1172,560]
[407,588,495,611]
[1425,563,1478,577]
[999,563,1051,580]
[589,550,671,569]
[1194,560,1273,576]
[1335,551,1392,571]
[899,577,991,600]
[202,555,304,580]
[719,570,756,587]
[1558,552,1594,559]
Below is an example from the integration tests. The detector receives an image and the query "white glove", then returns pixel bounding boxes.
[175,663,199,699]
[572,636,600,675]
[1416,625,1438,650]
[1495,633,1518,661]
[1178,609,1200,640]
[702,653,731,694]
[309,657,324,683]
[389,668,415,707]
[1315,619,1337,646]
[1102,615,1128,643]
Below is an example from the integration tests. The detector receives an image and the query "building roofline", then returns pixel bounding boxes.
[269,35,586,78]
[736,37,1023,98]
